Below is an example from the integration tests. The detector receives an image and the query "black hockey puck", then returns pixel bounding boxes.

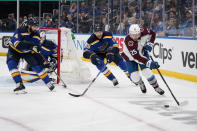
[164,105,169,108]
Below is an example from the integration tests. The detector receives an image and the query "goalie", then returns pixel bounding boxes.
[20,31,60,83]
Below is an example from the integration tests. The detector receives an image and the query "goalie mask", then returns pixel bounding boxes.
[40,31,46,43]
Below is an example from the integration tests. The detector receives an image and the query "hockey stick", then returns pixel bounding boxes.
[39,52,67,88]
[68,62,109,97]
[149,55,186,106]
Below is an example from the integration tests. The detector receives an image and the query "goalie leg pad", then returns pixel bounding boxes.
[32,65,50,84]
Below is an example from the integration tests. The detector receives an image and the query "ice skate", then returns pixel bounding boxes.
[14,82,27,94]
[139,81,147,93]
[112,78,119,86]
[154,87,165,95]
[47,82,55,91]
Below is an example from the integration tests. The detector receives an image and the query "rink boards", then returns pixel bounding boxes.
[0,32,197,82]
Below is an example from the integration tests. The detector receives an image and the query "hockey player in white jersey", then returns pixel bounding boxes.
[121,24,165,95]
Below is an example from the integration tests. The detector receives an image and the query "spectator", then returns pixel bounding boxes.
[113,15,120,34]
[0,19,7,32]
[53,9,59,21]
[128,17,137,25]
[169,11,176,19]
[128,7,136,18]
[23,16,28,23]
[53,19,59,28]
[101,17,110,31]
[144,12,153,27]
[79,2,89,14]
[6,13,16,31]
[62,11,68,23]
[155,2,163,16]
[154,12,162,22]
[43,15,52,27]
[61,15,75,32]
[102,2,111,16]
[123,18,130,35]
[152,19,164,36]
[89,3,100,16]
[45,20,54,28]
[19,17,23,27]
[116,15,124,34]
[79,11,90,33]
[179,10,193,36]
[69,2,77,16]
[166,18,178,36]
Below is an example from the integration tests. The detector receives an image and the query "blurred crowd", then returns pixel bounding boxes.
[0,0,197,37]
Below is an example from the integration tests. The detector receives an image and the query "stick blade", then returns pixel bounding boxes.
[68,93,82,97]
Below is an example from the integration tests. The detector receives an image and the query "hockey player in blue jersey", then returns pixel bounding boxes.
[35,31,58,72]
[7,17,55,93]
[20,31,59,83]
[83,24,131,86]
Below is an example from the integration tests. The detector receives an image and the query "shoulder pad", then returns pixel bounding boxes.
[103,31,112,37]
[87,33,97,44]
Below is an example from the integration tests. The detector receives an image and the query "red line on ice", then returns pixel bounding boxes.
[0,116,34,131]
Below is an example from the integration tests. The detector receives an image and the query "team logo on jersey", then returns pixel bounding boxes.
[14,34,18,39]
[128,41,134,46]
[99,42,108,51]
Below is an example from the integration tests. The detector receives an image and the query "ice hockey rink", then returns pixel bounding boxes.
[0,56,197,131]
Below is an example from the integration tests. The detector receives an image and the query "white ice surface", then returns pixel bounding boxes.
[0,56,197,131]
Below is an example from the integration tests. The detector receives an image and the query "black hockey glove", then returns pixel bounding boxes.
[32,45,41,53]
[106,52,114,63]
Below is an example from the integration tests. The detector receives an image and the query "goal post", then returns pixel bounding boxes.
[40,27,91,84]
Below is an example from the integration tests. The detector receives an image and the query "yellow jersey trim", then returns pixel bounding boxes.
[90,40,99,45]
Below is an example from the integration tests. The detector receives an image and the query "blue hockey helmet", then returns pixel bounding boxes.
[27,17,39,26]
[94,24,102,32]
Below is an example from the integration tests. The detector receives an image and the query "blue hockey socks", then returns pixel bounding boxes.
[7,60,22,84]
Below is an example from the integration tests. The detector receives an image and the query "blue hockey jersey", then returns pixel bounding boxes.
[84,31,118,53]
[41,40,57,59]
[9,26,41,53]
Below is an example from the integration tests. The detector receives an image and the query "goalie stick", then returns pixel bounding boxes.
[149,55,188,106]
[68,62,109,97]
[39,52,67,88]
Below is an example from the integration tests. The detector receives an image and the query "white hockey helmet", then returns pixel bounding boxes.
[129,24,141,35]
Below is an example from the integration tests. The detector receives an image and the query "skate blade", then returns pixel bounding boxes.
[14,90,27,95]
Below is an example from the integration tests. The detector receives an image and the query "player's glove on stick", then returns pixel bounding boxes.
[144,42,154,52]
[146,60,160,70]
[106,53,114,63]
